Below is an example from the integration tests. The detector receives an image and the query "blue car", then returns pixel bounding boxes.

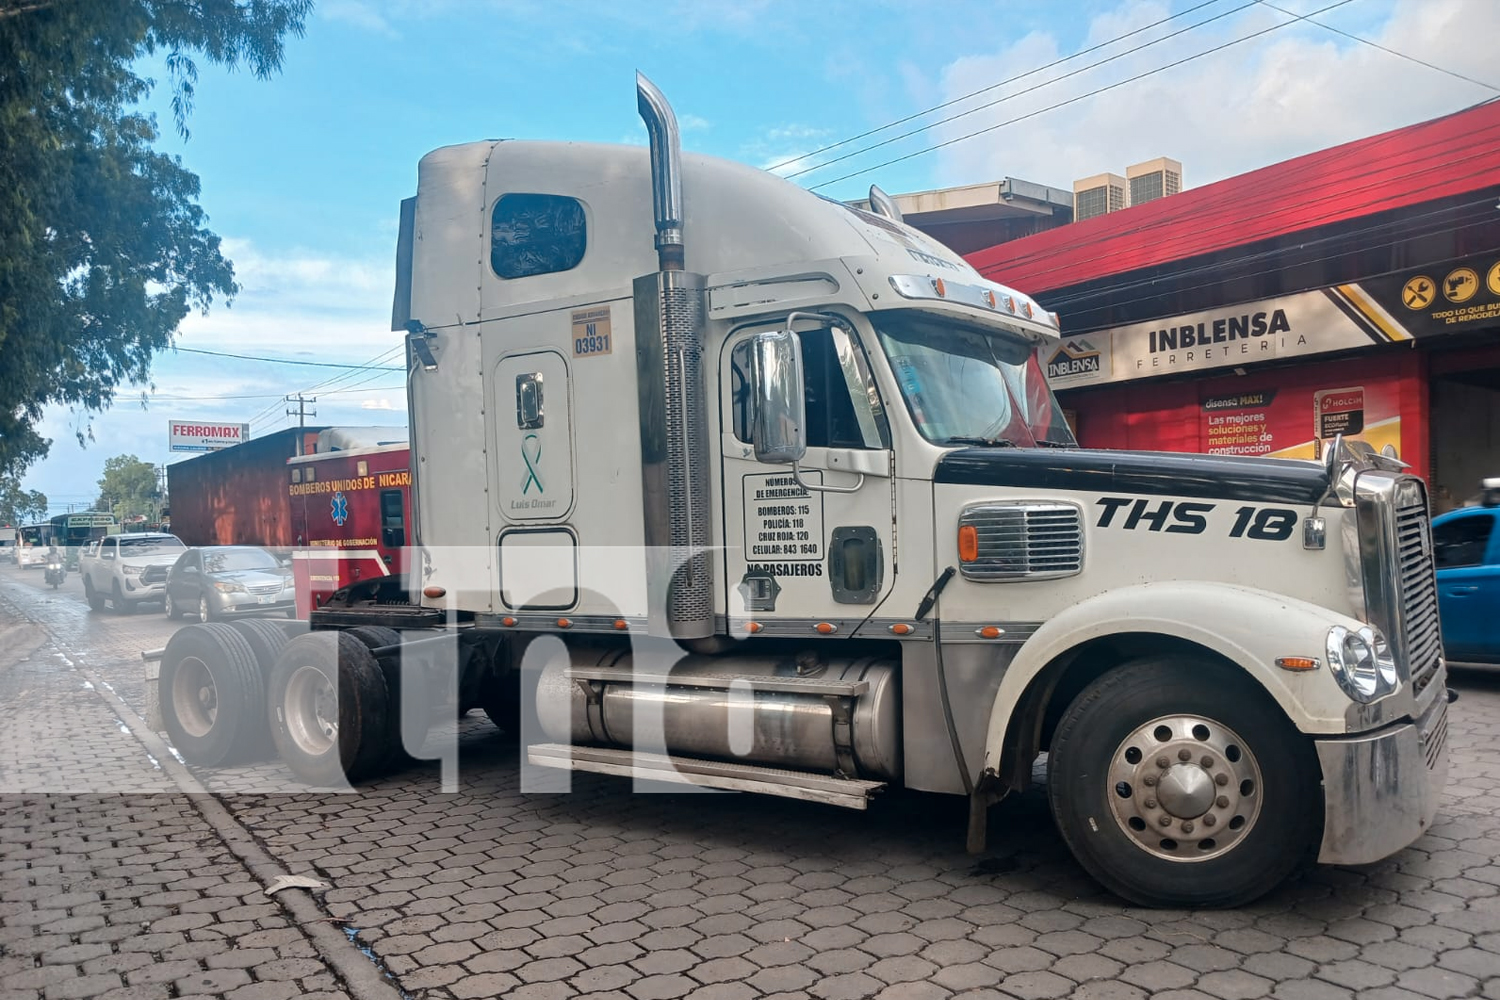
[1433,483,1500,665]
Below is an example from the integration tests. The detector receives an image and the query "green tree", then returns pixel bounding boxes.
[0,478,47,525]
[97,454,161,521]
[0,0,311,477]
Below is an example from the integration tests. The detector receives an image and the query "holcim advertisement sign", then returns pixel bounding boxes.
[169,420,250,453]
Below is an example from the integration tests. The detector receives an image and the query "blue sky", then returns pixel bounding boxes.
[22,0,1496,511]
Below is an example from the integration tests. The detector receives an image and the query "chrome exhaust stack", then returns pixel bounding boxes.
[634,73,713,639]
[637,72,686,272]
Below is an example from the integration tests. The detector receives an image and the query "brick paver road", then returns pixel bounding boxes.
[5,565,1500,1000]
[0,603,362,1000]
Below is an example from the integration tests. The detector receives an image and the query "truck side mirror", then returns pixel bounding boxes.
[751,329,807,465]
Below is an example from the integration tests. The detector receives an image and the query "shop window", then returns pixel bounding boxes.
[1433,514,1493,569]
[491,194,587,279]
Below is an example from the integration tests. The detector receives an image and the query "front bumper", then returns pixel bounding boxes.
[123,579,166,599]
[1316,682,1449,865]
[213,590,295,615]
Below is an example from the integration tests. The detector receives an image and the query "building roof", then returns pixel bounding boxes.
[967,98,1500,295]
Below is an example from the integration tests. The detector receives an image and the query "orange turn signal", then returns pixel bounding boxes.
[976,626,1005,639]
[1276,656,1318,671]
[556,618,572,629]
[958,524,979,562]
[613,619,629,631]
[933,278,947,297]
[743,621,763,634]
[422,585,447,599]
[888,623,914,635]
[815,622,837,634]
[501,616,517,627]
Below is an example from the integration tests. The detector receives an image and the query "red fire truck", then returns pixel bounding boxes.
[286,441,411,616]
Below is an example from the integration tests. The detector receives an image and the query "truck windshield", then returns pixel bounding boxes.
[872,312,1076,448]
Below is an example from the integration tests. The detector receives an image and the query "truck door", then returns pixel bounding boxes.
[720,322,895,631]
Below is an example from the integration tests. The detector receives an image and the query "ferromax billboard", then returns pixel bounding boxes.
[169,420,250,453]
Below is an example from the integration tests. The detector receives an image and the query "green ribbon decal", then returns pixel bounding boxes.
[521,433,544,495]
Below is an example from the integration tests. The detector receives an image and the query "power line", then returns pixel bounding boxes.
[765,0,1228,174]
[786,0,1259,180]
[808,0,1359,191]
[132,383,408,402]
[1255,0,1499,93]
[286,393,317,428]
[174,346,404,370]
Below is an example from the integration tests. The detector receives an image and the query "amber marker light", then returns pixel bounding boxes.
[422,585,447,599]
[815,622,837,634]
[556,618,573,629]
[977,626,1005,639]
[743,622,763,634]
[958,524,979,562]
[500,616,517,627]
[888,623,914,635]
[933,278,947,297]
[613,619,629,630]
[1276,656,1318,671]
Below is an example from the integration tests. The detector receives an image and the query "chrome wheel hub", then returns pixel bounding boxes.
[1106,714,1263,862]
[171,656,218,738]
[285,665,337,755]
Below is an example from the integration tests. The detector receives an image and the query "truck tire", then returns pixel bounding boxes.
[346,626,415,766]
[479,669,521,737]
[111,580,133,614]
[228,618,291,671]
[268,632,389,787]
[85,577,105,613]
[1047,656,1321,909]
[159,623,268,767]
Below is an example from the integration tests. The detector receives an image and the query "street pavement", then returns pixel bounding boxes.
[4,562,1500,1000]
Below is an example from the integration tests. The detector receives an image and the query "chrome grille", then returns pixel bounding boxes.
[1395,494,1442,699]
[1424,700,1449,771]
[959,503,1083,582]
[247,582,283,595]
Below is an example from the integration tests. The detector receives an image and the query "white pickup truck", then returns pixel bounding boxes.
[80,532,186,613]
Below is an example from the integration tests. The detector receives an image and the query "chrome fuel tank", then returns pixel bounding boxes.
[534,650,901,780]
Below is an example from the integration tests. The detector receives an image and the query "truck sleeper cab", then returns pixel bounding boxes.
[156,75,1446,909]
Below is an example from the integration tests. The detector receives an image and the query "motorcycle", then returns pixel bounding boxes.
[44,553,65,589]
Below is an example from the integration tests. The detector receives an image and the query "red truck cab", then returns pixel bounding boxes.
[287,442,411,615]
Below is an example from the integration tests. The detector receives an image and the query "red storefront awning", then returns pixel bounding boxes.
[967,98,1500,295]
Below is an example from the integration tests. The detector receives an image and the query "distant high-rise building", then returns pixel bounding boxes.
[1073,173,1127,222]
[1127,157,1183,207]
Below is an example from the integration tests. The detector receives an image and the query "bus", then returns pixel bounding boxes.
[49,512,120,566]
[15,523,52,569]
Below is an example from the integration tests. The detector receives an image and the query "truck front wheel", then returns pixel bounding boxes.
[1047,656,1321,908]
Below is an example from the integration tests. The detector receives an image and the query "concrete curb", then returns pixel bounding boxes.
[6,588,407,1000]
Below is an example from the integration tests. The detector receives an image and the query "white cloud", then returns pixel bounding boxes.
[321,0,399,36]
[916,0,1497,192]
[743,124,836,176]
[360,398,397,410]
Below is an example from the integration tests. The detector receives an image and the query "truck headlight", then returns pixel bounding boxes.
[121,564,142,575]
[213,581,246,594]
[1326,625,1398,702]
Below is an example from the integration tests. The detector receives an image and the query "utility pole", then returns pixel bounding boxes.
[286,394,317,428]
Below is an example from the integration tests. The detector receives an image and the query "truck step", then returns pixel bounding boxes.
[526,743,886,810]
[561,668,868,698]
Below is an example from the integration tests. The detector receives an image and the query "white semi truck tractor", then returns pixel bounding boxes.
[155,75,1448,907]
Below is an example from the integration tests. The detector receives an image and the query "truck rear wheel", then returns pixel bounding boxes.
[1047,656,1321,908]
[160,624,267,767]
[268,632,389,786]
[346,626,413,766]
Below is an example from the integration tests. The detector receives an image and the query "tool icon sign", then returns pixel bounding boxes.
[1402,276,1435,310]
[1487,261,1500,298]
[1444,267,1479,304]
